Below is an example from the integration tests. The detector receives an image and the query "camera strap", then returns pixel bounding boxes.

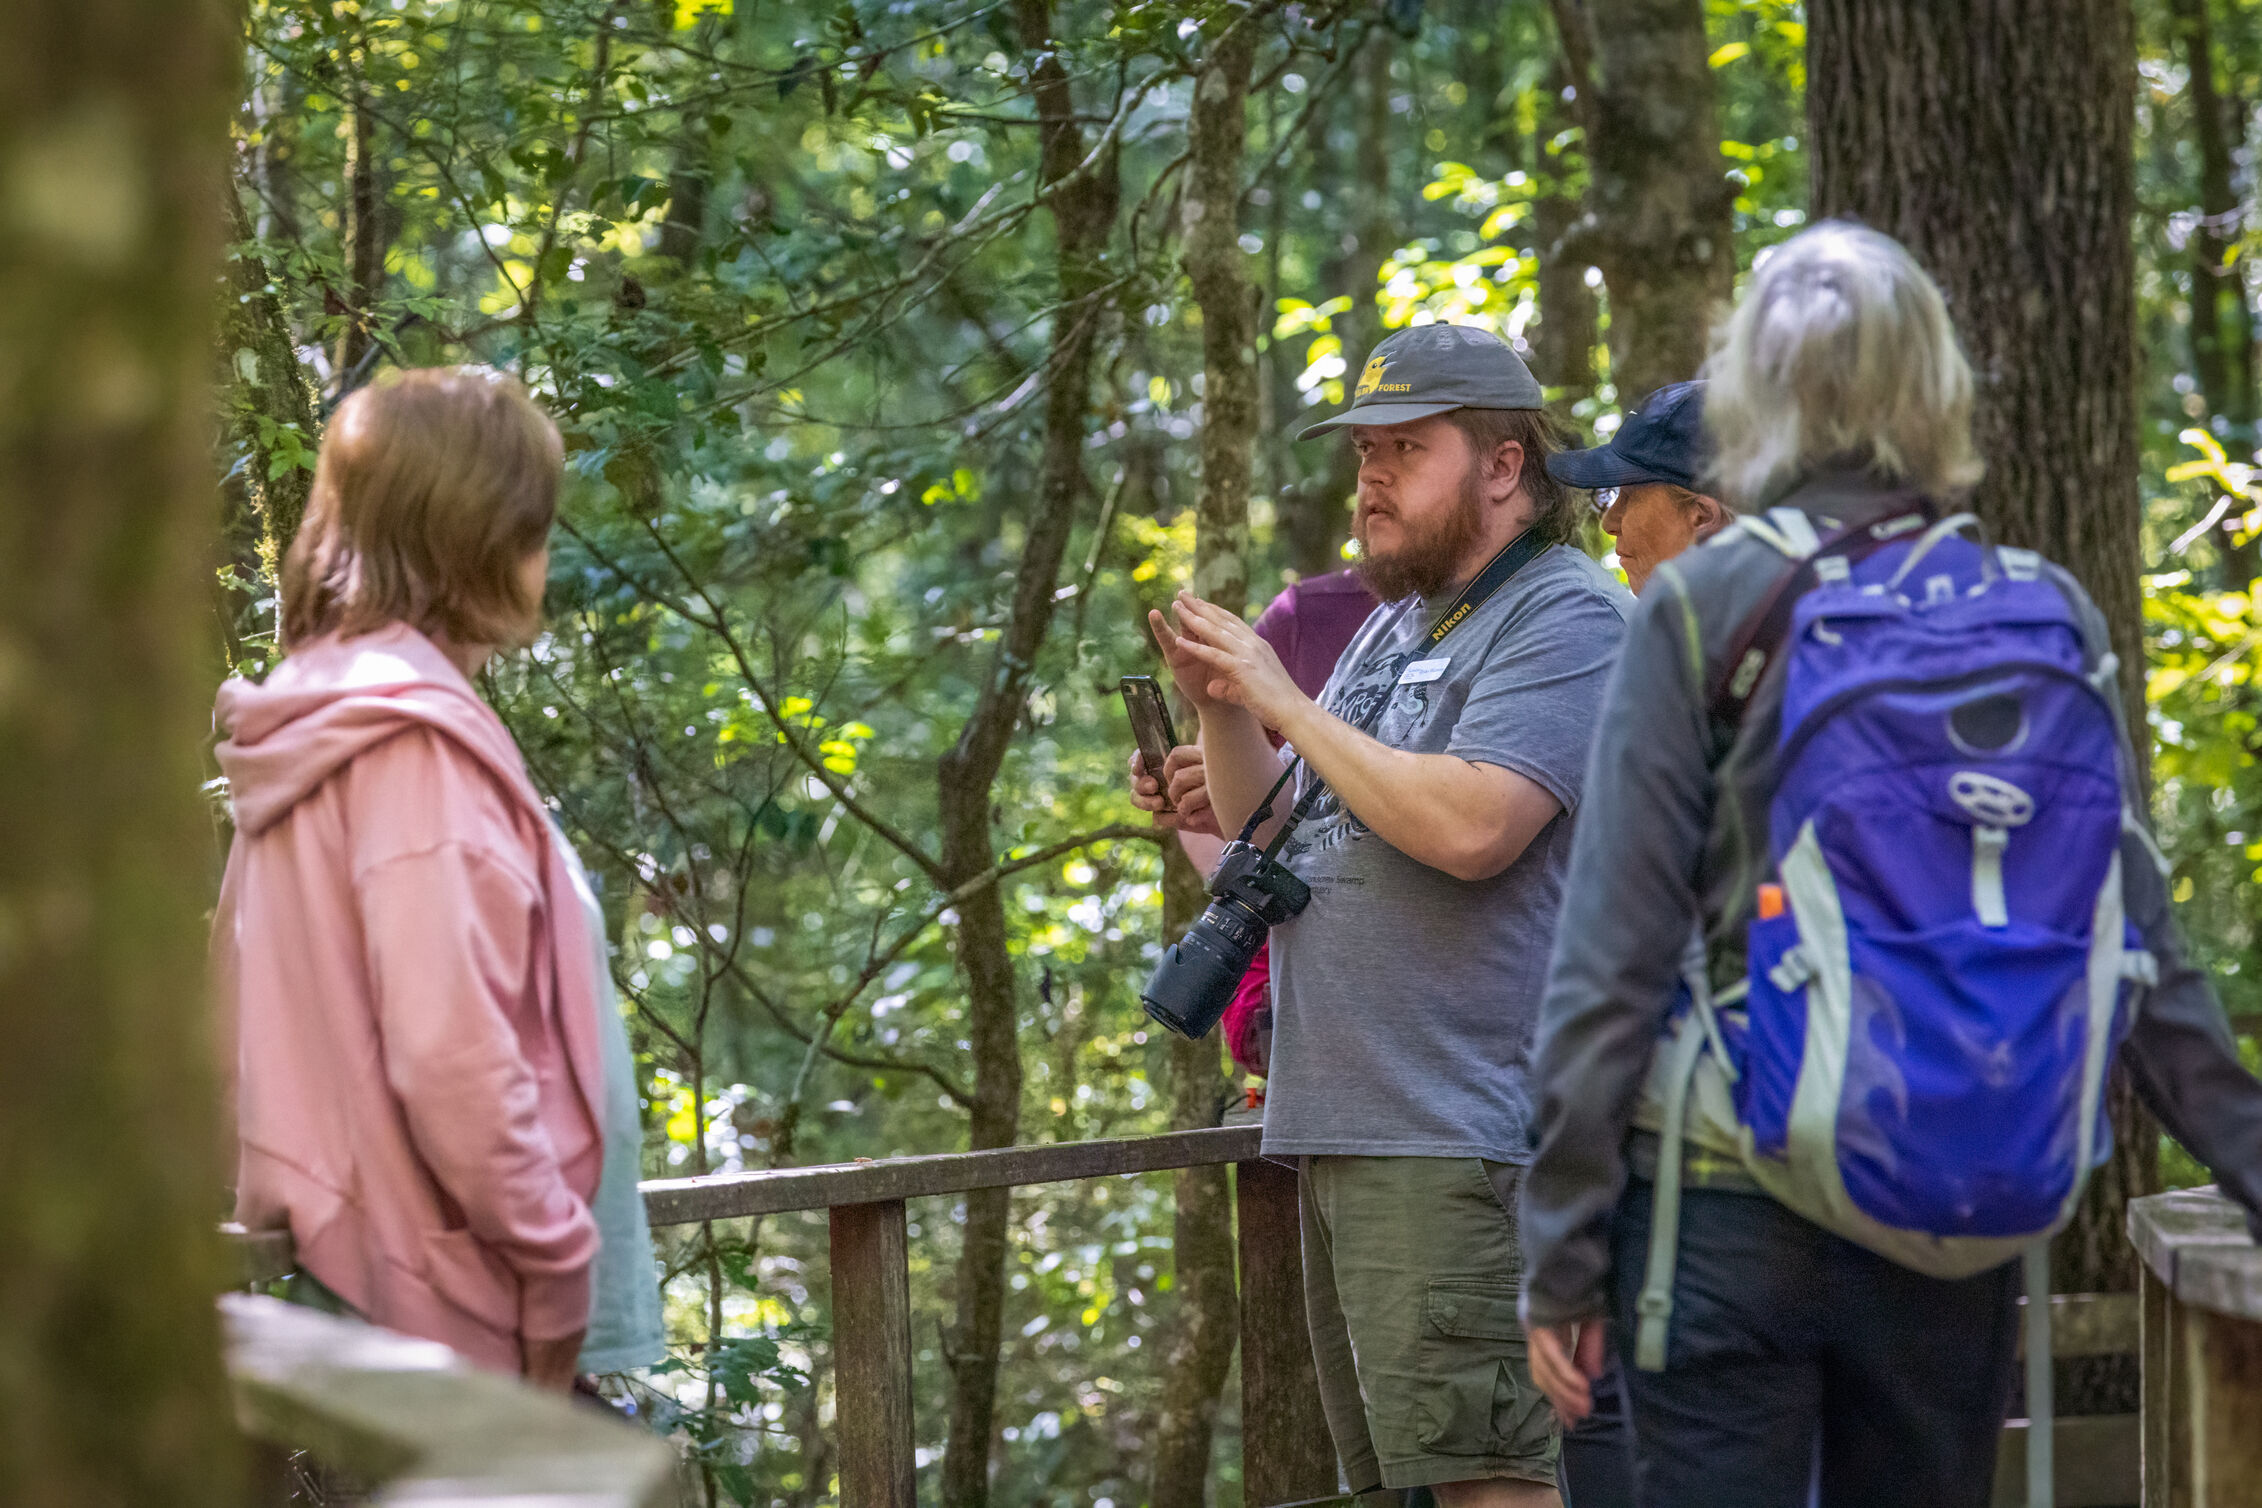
[1237,525,1553,852]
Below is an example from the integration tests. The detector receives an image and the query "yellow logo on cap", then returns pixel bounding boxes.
[1355,354,1387,400]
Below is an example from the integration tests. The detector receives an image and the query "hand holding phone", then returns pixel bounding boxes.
[1121,676,1180,812]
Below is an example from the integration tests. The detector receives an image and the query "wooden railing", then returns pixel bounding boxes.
[223,1290,676,1505]
[230,1124,1340,1508]
[639,1124,1335,1508]
[227,1133,2185,1508]
[2129,1185,2262,1506]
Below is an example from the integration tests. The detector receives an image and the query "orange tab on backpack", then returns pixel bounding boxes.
[1756,883,1786,921]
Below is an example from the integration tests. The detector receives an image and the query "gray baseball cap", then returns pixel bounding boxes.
[1297,323,1545,441]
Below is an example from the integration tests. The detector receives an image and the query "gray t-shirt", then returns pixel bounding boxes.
[1261,545,1631,1163]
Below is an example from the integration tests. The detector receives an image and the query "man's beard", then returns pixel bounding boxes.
[1352,463,1487,602]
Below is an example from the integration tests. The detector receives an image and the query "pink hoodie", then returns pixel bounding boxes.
[213,622,603,1372]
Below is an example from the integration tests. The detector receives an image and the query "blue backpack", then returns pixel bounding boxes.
[1634,503,2157,1372]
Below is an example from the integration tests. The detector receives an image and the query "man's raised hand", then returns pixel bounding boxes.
[1153,592,1308,732]
[1147,603,1223,712]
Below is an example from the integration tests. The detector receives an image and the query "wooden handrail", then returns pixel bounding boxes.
[640,1123,1263,1225]
[226,1222,298,1287]
[225,1131,2178,1508]
[2129,1185,2262,1505]
[222,1292,677,1505]
[221,1126,1333,1508]
[222,1124,1267,1280]
[2129,1184,2262,1319]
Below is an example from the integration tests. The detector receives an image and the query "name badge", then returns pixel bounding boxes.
[1398,657,1449,685]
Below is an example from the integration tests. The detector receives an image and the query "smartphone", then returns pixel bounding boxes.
[1120,675,1181,811]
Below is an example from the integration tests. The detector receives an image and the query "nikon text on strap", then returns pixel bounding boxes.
[1422,524,1551,649]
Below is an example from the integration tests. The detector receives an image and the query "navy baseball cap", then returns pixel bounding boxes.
[1547,380,1712,491]
[1298,324,1544,440]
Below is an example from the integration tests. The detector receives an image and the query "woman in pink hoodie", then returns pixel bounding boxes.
[214,368,605,1386]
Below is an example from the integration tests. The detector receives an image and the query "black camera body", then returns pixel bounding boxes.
[1141,841,1312,1040]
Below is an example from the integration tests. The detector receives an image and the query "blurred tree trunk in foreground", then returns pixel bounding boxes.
[0,0,245,1501]
[1808,0,2154,1317]
[1549,0,1734,406]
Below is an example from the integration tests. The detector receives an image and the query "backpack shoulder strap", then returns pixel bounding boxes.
[1739,506,1824,560]
[1705,494,1938,729]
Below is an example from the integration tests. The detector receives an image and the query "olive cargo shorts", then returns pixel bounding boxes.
[1300,1155,1560,1492]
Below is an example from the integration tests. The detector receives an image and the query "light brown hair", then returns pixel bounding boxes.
[282,367,563,649]
[1444,406,1584,546]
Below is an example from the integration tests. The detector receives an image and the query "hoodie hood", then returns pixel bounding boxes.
[216,623,531,837]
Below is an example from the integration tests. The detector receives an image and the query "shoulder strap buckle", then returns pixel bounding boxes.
[1704,492,1939,731]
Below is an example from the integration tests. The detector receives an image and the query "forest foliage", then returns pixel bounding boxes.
[220,0,2262,1502]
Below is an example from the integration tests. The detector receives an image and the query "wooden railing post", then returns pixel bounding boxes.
[2130,1185,2262,1508]
[830,1199,915,1508]
[2140,1264,2182,1508]
[1234,1157,1336,1506]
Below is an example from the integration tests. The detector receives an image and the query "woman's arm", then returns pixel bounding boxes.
[1520,566,1718,1328]
[350,733,596,1362]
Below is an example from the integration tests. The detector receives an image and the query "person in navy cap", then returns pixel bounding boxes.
[1547,381,1729,594]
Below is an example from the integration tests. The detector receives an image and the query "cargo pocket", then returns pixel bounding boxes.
[1410,1281,1533,1460]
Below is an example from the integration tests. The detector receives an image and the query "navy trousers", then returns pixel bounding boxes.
[1607,1179,2022,1508]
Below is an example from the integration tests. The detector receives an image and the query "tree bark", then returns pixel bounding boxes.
[1149,18,1258,1506]
[936,6,1118,1504]
[659,159,709,268]
[222,182,319,567]
[1807,0,2155,1305]
[0,0,245,1500]
[1548,0,1733,406]
[335,80,382,379]
[1286,29,1396,578]
[2169,0,2260,585]
[1532,54,1600,407]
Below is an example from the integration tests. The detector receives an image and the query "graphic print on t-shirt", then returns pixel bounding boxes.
[1257,545,1633,1167]
[1285,644,1431,857]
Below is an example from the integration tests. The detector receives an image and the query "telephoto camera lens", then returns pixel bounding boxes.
[1141,842,1310,1039]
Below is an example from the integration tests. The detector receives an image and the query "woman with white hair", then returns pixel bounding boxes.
[1511,221,2262,1505]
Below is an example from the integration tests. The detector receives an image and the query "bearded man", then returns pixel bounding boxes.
[1137,324,1630,1508]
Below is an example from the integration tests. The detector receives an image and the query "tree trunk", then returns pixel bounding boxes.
[1807,0,2154,1310]
[0,0,245,1500]
[1286,29,1396,578]
[2169,0,2260,585]
[222,183,319,567]
[1549,0,1734,406]
[660,162,709,268]
[1532,54,1600,408]
[335,80,382,379]
[1149,18,1257,1506]
[936,6,1118,1503]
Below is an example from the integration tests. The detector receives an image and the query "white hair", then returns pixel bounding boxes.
[1702,220,1984,510]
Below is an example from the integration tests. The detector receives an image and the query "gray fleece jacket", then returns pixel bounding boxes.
[1518,469,2262,1328]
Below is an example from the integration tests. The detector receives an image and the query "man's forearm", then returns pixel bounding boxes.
[1272,698,1555,881]
[1200,701,1292,841]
